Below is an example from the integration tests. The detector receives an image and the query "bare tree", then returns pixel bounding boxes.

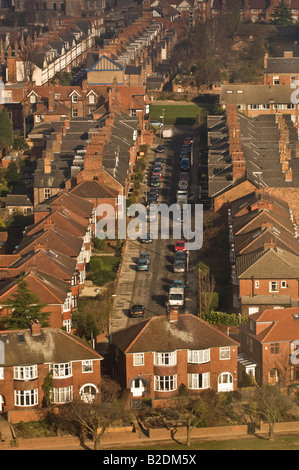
[155,387,231,446]
[247,385,294,440]
[58,376,128,450]
[18,44,38,82]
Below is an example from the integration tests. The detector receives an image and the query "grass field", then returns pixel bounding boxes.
[108,433,299,451]
[149,103,201,126]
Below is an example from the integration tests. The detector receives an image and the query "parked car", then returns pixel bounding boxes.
[139,252,151,265]
[137,258,150,271]
[151,172,162,181]
[181,144,191,155]
[180,172,190,181]
[129,304,145,317]
[150,120,163,128]
[147,209,157,221]
[140,233,153,244]
[175,251,187,263]
[184,136,193,145]
[180,150,189,159]
[156,145,165,153]
[155,157,164,165]
[181,158,191,171]
[151,177,160,187]
[172,280,185,289]
[173,261,185,273]
[175,240,186,252]
[178,180,188,190]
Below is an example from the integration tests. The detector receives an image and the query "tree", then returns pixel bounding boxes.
[51,71,73,86]
[0,108,14,155]
[4,279,50,329]
[18,43,38,82]
[270,0,294,25]
[156,387,231,446]
[58,376,127,450]
[5,160,21,189]
[248,385,294,439]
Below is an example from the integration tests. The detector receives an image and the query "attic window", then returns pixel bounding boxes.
[17,334,25,344]
[72,95,78,103]
[226,90,233,94]
[293,313,299,320]
[237,90,244,94]
[54,94,60,99]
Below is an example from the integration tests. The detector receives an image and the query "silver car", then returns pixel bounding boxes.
[173,261,185,273]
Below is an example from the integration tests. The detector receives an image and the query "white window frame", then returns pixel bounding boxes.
[188,349,210,364]
[255,280,259,289]
[133,353,144,366]
[89,94,95,104]
[14,365,38,380]
[188,372,210,390]
[154,351,177,366]
[281,280,287,288]
[63,319,71,333]
[220,347,230,360]
[82,360,93,373]
[269,281,279,292]
[154,374,177,392]
[0,367,3,380]
[50,362,72,378]
[72,95,78,103]
[51,386,73,404]
[14,389,38,406]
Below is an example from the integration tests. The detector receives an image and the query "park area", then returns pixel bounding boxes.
[149,101,205,126]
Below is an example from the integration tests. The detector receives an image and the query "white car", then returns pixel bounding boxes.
[178,180,188,190]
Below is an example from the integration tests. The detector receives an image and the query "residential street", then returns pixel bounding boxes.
[109,125,201,333]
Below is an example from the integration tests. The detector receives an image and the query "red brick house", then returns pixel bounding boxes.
[108,311,239,407]
[229,191,299,315]
[0,270,73,330]
[0,321,103,416]
[239,307,299,388]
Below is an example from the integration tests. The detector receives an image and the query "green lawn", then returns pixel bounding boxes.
[150,103,201,126]
[108,433,299,450]
[95,255,120,271]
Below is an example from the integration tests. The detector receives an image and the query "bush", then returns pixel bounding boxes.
[89,257,104,272]
[92,270,115,286]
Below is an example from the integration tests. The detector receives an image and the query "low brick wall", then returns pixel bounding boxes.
[1,421,299,449]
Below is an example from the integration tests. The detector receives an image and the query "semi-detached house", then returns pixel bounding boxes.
[108,310,239,406]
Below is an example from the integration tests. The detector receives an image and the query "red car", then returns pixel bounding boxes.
[175,240,186,252]
[184,137,193,145]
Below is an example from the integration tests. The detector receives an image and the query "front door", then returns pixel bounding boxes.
[218,373,233,392]
[131,378,145,397]
[269,368,279,385]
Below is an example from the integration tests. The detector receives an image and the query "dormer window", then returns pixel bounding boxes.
[89,94,95,104]
[29,94,36,104]
[72,95,78,103]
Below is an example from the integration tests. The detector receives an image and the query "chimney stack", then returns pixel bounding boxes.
[30,320,41,336]
[168,307,179,323]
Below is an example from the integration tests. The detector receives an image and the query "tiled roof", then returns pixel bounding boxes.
[236,246,299,278]
[110,314,239,354]
[15,227,83,258]
[70,180,118,199]
[240,307,299,343]
[0,327,102,367]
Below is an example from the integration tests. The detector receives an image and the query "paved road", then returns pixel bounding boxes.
[109,126,201,333]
